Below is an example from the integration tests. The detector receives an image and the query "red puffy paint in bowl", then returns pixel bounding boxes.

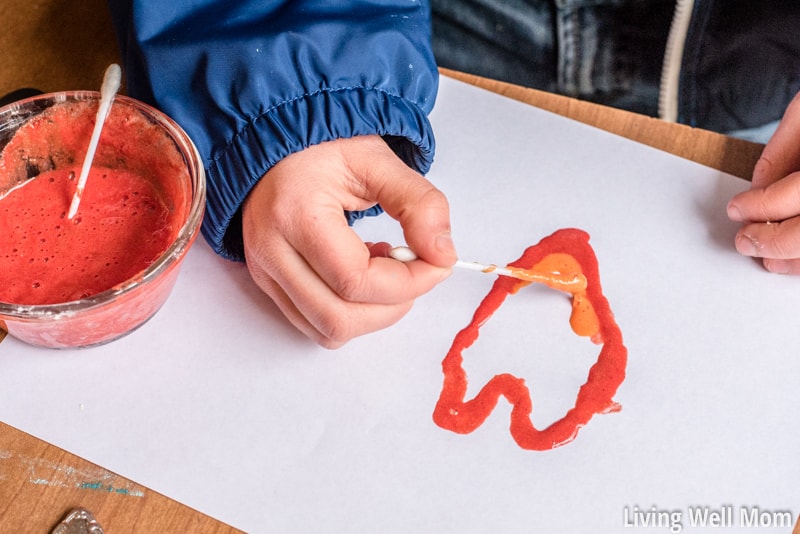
[0,92,205,348]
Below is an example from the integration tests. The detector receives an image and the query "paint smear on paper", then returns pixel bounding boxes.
[433,228,627,450]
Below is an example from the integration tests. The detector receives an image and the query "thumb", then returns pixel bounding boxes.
[361,148,457,267]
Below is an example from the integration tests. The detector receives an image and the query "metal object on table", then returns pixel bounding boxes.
[51,508,104,534]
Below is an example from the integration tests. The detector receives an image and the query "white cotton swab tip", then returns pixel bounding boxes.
[388,246,587,292]
[387,246,419,263]
[67,63,123,219]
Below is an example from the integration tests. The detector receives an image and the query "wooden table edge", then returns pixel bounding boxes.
[440,68,764,181]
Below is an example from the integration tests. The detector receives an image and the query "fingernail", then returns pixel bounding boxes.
[764,259,789,274]
[436,231,457,259]
[727,203,743,221]
[736,233,761,256]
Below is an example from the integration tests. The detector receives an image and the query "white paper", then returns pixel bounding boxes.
[1,77,797,533]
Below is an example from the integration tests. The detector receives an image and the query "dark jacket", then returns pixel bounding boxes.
[432,0,800,137]
[673,0,800,133]
[109,0,439,261]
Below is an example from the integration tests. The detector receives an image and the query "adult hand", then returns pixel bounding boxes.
[242,135,457,348]
[727,92,800,274]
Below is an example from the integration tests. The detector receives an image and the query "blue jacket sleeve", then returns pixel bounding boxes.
[108,0,439,261]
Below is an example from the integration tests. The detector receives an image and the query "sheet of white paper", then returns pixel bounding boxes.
[1,77,797,533]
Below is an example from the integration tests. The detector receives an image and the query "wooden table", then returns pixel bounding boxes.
[2,2,789,533]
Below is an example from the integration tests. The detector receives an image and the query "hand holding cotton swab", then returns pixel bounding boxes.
[389,246,587,293]
[67,63,122,219]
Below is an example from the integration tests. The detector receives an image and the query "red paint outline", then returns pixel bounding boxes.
[433,228,627,450]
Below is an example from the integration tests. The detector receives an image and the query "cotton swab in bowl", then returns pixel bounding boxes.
[67,63,122,219]
[389,246,587,292]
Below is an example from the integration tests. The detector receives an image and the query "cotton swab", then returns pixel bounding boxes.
[389,246,587,292]
[67,63,122,219]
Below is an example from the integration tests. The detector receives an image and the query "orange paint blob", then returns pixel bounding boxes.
[527,253,599,339]
[432,228,627,450]
[505,263,587,294]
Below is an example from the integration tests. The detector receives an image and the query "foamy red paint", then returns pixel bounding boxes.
[1,167,174,305]
[433,229,627,450]
[0,93,204,348]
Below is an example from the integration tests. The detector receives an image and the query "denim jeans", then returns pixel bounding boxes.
[431,0,675,117]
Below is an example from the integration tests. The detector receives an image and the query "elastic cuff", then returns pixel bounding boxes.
[201,86,435,262]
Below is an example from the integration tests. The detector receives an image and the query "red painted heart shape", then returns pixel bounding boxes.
[433,228,627,450]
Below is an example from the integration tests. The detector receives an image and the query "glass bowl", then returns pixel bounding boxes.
[0,91,205,349]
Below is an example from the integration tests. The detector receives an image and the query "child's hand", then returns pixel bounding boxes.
[242,135,457,348]
[727,92,800,273]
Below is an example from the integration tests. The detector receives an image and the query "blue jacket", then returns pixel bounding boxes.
[109,0,438,261]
